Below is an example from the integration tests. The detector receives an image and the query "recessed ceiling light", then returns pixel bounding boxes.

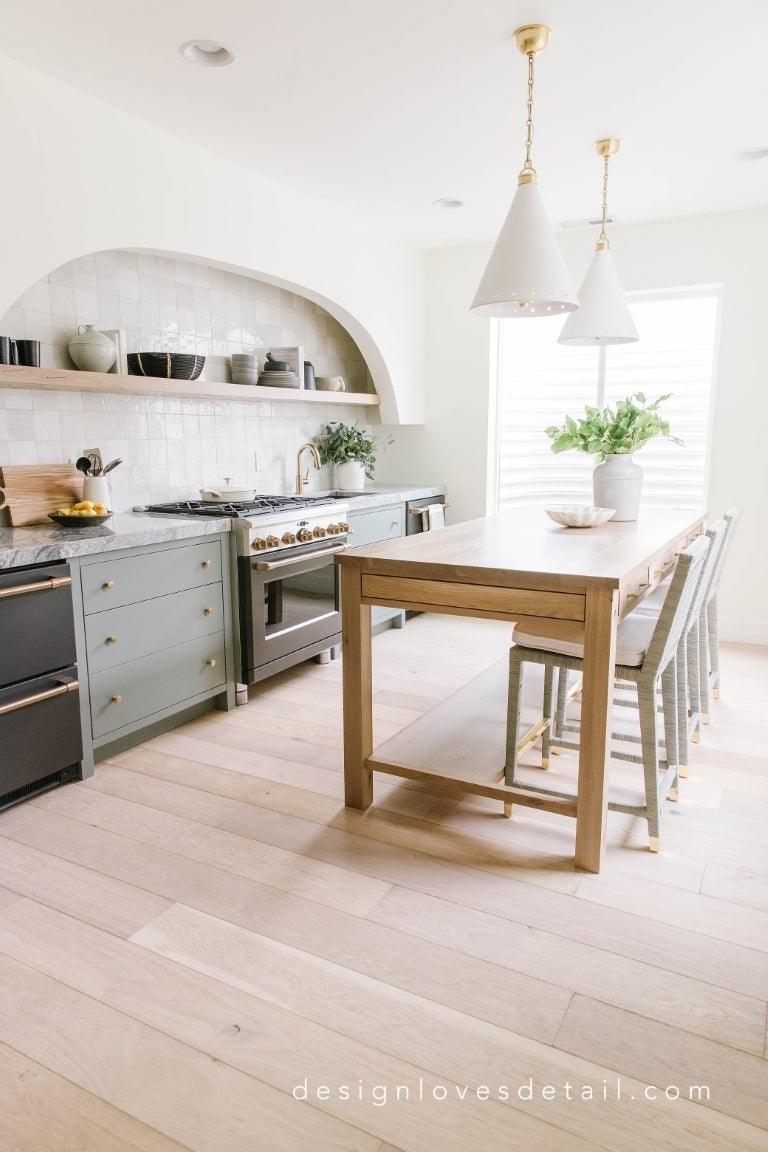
[432,197,464,210]
[179,39,235,67]
[735,146,768,162]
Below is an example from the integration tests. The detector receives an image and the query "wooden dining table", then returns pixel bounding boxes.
[336,505,704,873]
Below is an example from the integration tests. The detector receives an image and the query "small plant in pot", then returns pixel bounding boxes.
[313,421,391,492]
[545,393,682,521]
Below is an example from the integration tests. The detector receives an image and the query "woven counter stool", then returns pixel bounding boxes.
[504,536,709,852]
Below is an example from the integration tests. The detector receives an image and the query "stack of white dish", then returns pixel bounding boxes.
[258,369,301,389]
[231,354,260,386]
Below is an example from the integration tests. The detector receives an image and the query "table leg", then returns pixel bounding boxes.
[574,585,618,873]
[342,567,373,809]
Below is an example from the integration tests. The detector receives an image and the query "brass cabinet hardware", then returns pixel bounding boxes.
[105,635,118,644]
[206,658,217,668]
[203,606,214,616]
[110,695,123,704]
[0,575,71,600]
[201,559,212,569]
[0,678,78,716]
[103,580,115,589]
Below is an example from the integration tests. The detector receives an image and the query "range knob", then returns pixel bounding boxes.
[266,535,280,548]
[313,526,326,538]
[338,521,349,533]
[281,532,294,545]
[252,537,267,551]
[297,528,313,543]
[327,523,338,535]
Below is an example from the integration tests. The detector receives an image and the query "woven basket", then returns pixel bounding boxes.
[127,352,205,380]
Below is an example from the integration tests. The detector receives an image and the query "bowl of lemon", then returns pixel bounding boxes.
[49,500,112,527]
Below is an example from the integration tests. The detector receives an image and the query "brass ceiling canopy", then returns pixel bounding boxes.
[513,24,551,56]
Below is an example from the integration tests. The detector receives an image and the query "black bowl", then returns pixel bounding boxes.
[49,511,112,528]
[127,352,205,381]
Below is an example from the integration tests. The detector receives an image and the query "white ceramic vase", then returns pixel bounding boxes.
[335,460,366,491]
[68,324,117,373]
[593,454,643,521]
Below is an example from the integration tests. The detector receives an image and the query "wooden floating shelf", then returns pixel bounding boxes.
[0,365,380,407]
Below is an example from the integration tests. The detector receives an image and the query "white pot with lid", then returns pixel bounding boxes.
[199,478,256,502]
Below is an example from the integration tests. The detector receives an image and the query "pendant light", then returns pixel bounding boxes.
[558,139,638,344]
[471,24,578,318]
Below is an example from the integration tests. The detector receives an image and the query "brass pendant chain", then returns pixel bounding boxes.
[522,51,535,176]
[597,153,610,249]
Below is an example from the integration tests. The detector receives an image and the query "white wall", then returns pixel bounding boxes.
[380,209,768,644]
[0,54,424,424]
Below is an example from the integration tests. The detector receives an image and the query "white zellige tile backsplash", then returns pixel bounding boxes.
[0,250,376,510]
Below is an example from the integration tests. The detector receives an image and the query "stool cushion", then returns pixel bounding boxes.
[513,611,657,668]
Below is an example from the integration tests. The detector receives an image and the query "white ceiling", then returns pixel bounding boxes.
[3,0,768,245]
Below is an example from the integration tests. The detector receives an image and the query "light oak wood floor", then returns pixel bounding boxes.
[0,613,767,1151]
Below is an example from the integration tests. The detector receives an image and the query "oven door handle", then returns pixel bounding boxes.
[0,676,79,717]
[253,545,348,572]
[0,574,71,600]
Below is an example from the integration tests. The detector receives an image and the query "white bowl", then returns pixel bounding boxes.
[545,505,616,528]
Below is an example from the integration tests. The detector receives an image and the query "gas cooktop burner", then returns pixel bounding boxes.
[144,496,335,518]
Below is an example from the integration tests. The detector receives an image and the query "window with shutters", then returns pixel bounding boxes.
[490,286,721,511]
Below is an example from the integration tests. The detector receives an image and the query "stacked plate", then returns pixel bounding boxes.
[258,369,301,389]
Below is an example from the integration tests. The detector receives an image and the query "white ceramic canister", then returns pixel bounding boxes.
[82,476,112,508]
[68,324,117,373]
[592,454,643,521]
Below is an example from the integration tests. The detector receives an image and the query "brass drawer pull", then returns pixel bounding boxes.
[206,658,217,668]
[105,635,118,645]
[110,695,123,704]
[203,606,214,616]
[0,678,78,716]
[0,575,71,600]
[201,559,212,569]
[103,580,115,590]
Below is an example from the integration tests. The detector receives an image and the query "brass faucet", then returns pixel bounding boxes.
[295,442,321,494]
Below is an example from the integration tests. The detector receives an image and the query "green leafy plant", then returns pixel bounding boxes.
[545,393,682,461]
[313,421,392,480]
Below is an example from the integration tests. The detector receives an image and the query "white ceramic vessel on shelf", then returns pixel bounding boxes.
[67,324,117,373]
[545,505,615,529]
[334,461,365,491]
[592,454,643,521]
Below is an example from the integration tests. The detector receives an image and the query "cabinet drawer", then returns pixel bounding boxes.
[348,505,404,549]
[90,632,226,740]
[85,583,225,674]
[81,540,222,615]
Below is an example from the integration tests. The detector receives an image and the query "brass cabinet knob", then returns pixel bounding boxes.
[206,658,216,668]
[103,580,114,589]
[203,606,214,616]
[201,559,212,569]
[106,635,118,645]
[111,695,122,704]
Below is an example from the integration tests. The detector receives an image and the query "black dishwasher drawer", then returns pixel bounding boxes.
[0,564,77,687]
[0,669,82,809]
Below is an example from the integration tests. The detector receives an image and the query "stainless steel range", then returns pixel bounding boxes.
[144,495,349,685]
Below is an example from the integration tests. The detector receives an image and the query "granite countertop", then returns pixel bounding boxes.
[319,485,446,512]
[0,513,231,569]
[0,486,445,569]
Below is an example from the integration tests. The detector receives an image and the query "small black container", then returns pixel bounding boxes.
[10,339,41,367]
[0,337,14,365]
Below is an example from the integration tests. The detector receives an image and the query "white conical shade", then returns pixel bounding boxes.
[558,247,638,344]
[471,180,579,318]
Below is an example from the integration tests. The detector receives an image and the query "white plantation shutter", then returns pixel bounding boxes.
[493,287,720,511]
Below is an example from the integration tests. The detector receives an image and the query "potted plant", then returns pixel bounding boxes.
[314,421,389,491]
[545,392,682,521]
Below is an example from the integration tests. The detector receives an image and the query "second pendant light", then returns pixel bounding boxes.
[558,138,638,345]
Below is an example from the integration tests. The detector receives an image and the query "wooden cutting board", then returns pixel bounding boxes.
[0,464,83,526]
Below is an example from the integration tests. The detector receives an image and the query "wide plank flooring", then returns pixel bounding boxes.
[0,613,766,1151]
